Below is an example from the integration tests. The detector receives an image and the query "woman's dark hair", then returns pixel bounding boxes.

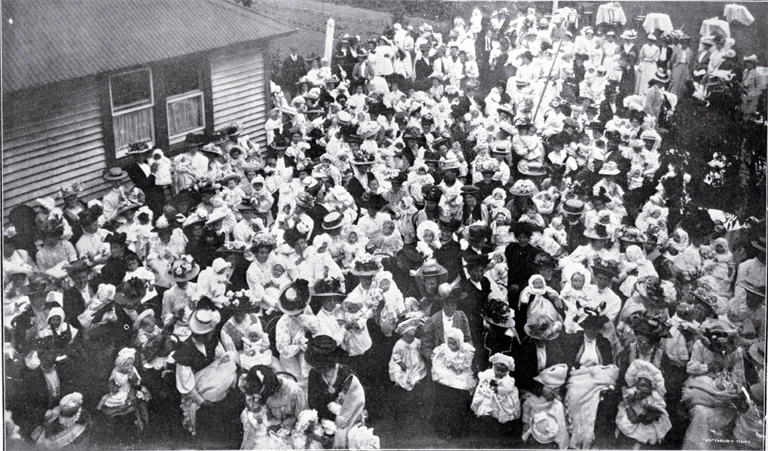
[245,365,281,404]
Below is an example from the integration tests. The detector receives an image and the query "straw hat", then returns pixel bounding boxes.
[103,167,128,181]
[189,309,221,335]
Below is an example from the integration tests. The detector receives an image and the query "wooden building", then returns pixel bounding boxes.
[2,0,295,221]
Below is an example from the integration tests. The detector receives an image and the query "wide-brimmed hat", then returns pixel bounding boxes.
[189,309,221,335]
[311,277,346,299]
[362,193,387,211]
[591,258,620,277]
[598,161,620,175]
[617,226,648,243]
[221,172,241,185]
[631,313,672,340]
[184,132,208,149]
[350,255,383,277]
[621,29,638,40]
[127,140,152,155]
[103,167,128,181]
[635,276,671,309]
[295,192,316,210]
[104,231,128,245]
[583,226,611,240]
[304,335,348,368]
[205,208,230,226]
[530,411,559,444]
[133,309,156,330]
[64,258,94,275]
[509,179,538,197]
[279,279,311,315]
[58,182,83,200]
[482,296,516,329]
[651,68,670,84]
[440,157,461,172]
[350,150,376,166]
[170,256,200,282]
[396,247,424,271]
[518,160,547,177]
[561,198,585,216]
[321,212,344,230]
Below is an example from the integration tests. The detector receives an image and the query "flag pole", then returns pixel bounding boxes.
[532,13,572,122]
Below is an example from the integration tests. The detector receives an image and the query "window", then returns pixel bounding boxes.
[166,66,205,144]
[110,68,154,158]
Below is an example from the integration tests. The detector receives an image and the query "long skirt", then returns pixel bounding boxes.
[635,61,657,96]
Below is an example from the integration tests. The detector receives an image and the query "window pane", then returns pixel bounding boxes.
[167,94,204,138]
[166,66,201,97]
[114,107,154,153]
[111,70,152,110]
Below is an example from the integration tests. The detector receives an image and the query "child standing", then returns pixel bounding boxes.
[151,149,174,198]
[389,317,428,391]
[471,353,521,424]
[340,297,372,358]
[374,271,405,337]
[615,360,672,447]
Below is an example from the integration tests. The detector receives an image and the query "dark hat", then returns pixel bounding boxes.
[423,150,441,163]
[279,279,311,315]
[311,277,346,298]
[396,247,425,271]
[439,218,462,232]
[104,232,128,245]
[465,253,490,270]
[635,276,671,309]
[304,335,348,368]
[127,140,152,155]
[431,137,450,150]
[591,258,620,277]
[511,221,540,237]
[468,224,491,240]
[346,134,363,145]
[388,171,408,185]
[270,135,290,150]
[185,132,208,148]
[65,258,94,275]
[422,184,442,203]
[362,193,388,211]
[631,313,672,341]
[461,185,479,196]
[577,303,610,329]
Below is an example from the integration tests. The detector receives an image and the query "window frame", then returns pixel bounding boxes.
[108,67,156,158]
[165,89,206,145]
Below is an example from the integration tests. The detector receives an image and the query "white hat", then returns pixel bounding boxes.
[212,258,232,273]
[189,309,221,335]
[488,353,515,371]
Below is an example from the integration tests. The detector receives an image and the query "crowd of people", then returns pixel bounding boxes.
[3,4,767,451]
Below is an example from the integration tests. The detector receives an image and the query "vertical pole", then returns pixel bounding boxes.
[552,0,559,15]
[324,19,335,63]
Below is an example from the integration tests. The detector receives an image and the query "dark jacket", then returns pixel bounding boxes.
[433,239,463,281]
[511,334,573,397]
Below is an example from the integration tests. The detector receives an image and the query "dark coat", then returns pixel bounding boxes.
[433,239,464,281]
[510,334,573,397]
[281,55,307,89]
[125,162,166,218]
[566,332,614,369]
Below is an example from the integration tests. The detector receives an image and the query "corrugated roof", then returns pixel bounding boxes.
[2,0,296,93]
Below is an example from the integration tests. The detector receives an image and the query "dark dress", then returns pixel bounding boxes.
[174,335,243,446]
[504,242,540,336]
[126,163,166,218]
[100,251,137,287]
